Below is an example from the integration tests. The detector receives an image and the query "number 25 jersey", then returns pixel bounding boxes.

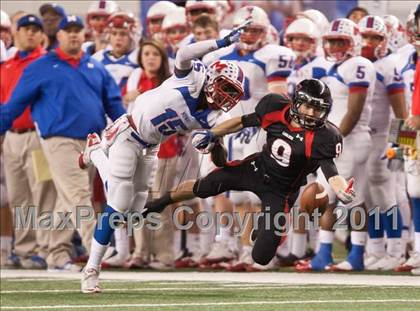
[248,93,342,192]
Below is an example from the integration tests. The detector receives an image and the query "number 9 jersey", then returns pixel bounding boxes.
[244,93,342,193]
[131,60,226,145]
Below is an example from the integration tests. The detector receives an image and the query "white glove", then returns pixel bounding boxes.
[191,130,216,154]
[336,178,355,205]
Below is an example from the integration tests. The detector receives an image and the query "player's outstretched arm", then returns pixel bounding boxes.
[191,116,244,152]
[174,19,251,74]
[319,158,355,205]
[142,180,197,217]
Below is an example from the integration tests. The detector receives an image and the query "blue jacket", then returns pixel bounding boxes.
[0,50,126,138]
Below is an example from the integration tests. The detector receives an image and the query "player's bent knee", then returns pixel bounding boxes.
[107,181,134,213]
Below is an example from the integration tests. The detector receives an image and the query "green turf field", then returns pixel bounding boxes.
[1,278,420,311]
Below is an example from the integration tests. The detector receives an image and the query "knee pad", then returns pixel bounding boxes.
[107,180,134,213]
[227,191,250,206]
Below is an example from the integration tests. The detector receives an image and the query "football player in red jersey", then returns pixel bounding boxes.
[143,79,355,266]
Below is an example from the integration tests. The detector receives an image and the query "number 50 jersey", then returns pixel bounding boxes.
[247,93,342,193]
[131,60,226,145]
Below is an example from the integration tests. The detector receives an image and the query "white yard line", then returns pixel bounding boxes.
[2,299,420,310]
[0,285,389,294]
[1,270,419,286]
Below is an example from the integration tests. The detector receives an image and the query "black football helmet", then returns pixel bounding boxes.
[290,79,332,130]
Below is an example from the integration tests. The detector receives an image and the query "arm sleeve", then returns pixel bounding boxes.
[101,68,126,121]
[319,158,339,180]
[241,113,260,127]
[0,66,40,134]
[174,39,219,77]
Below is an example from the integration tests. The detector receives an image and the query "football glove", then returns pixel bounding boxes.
[336,177,355,205]
[217,18,252,48]
[191,130,217,154]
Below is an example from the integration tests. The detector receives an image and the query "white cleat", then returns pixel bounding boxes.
[395,252,420,272]
[364,253,384,270]
[79,133,101,169]
[205,240,236,264]
[367,254,405,271]
[328,260,355,271]
[412,267,420,276]
[81,267,101,294]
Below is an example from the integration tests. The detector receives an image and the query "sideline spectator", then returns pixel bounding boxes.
[346,6,369,24]
[1,14,57,270]
[39,3,65,50]
[0,15,126,271]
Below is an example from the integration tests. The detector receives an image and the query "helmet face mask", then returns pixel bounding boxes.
[360,32,386,60]
[204,61,245,112]
[233,6,270,52]
[290,79,332,130]
[165,25,189,49]
[238,25,266,51]
[323,37,353,63]
[205,76,244,112]
[323,18,360,63]
[286,34,316,58]
[358,16,388,60]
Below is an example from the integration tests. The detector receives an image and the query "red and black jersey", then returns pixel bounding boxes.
[242,93,342,192]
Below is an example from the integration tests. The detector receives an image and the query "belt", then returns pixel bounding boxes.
[9,128,36,134]
[127,115,157,148]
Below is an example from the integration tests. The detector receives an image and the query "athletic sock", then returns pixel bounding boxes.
[411,198,420,253]
[383,206,403,257]
[291,232,306,258]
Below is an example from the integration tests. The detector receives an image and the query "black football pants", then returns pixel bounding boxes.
[193,154,298,265]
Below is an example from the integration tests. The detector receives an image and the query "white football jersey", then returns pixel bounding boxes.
[287,56,333,96]
[202,44,295,117]
[398,45,416,112]
[323,56,375,132]
[370,53,405,133]
[131,60,225,145]
[92,48,138,89]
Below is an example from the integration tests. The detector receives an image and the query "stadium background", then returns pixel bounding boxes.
[1,0,415,32]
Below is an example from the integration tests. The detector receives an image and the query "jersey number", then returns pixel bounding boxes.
[356,66,365,79]
[271,138,292,167]
[278,55,293,69]
[151,108,188,136]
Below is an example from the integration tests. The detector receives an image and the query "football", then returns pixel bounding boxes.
[300,182,329,214]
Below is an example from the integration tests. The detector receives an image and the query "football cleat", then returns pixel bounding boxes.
[247,257,278,272]
[123,256,148,269]
[364,253,383,269]
[328,258,364,272]
[101,252,130,268]
[81,267,101,294]
[277,250,314,267]
[79,133,101,169]
[226,247,253,272]
[394,252,420,272]
[366,254,405,271]
[203,240,236,264]
[412,267,420,275]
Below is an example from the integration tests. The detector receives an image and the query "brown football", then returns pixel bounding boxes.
[211,141,228,167]
[300,182,329,214]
